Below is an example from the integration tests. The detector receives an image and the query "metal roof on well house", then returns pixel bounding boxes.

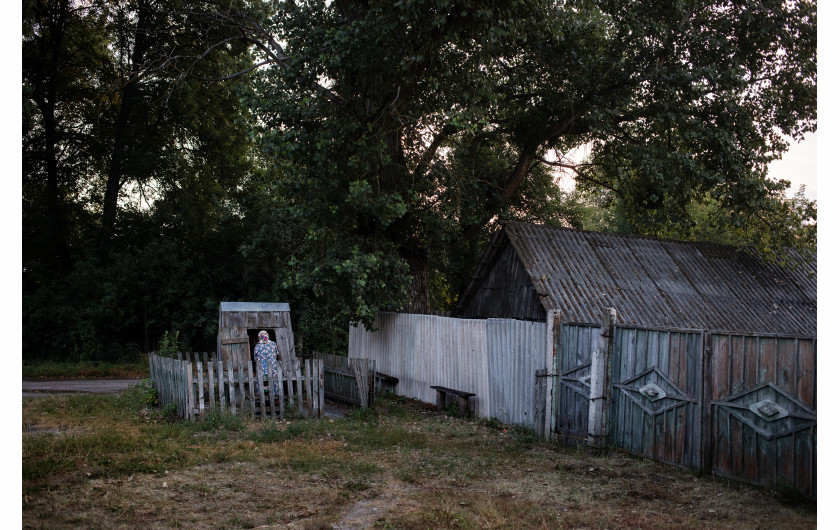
[456,222,816,336]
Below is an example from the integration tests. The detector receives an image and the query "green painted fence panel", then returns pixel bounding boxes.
[609,327,703,470]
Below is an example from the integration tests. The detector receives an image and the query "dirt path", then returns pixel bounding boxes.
[22,379,142,397]
[330,480,421,529]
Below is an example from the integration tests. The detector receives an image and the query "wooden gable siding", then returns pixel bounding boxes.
[458,243,546,321]
[220,310,288,329]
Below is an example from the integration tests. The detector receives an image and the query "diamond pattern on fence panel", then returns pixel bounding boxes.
[608,327,704,470]
[707,334,816,497]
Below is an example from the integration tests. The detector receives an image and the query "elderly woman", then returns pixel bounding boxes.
[253,330,281,396]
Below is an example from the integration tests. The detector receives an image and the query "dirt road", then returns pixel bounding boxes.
[22,379,142,398]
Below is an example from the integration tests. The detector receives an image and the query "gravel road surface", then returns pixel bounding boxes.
[22,379,142,398]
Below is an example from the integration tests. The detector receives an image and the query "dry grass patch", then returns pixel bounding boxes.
[23,390,815,529]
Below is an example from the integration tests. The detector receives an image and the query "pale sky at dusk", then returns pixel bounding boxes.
[767,132,818,201]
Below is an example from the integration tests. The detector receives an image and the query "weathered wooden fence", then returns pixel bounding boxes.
[705,332,816,497]
[554,323,600,446]
[310,352,376,408]
[148,353,324,421]
[556,318,817,497]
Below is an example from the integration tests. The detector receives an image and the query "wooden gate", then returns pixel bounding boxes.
[311,352,376,408]
[609,327,703,469]
[554,324,600,445]
[705,333,816,497]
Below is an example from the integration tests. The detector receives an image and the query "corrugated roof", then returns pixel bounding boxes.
[219,302,290,312]
[476,222,816,336]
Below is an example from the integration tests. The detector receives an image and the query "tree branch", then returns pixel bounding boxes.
[412,123,457,181]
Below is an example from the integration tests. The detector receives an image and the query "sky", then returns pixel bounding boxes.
[767,131,818,201]
[554,131,819,201]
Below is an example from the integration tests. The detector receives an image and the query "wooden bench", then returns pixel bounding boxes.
[375,372,399,393]
[430,385,476,417]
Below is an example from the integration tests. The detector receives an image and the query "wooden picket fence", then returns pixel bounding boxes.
[148,352,324,421]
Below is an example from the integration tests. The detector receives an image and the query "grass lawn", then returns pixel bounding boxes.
[22,359,149,380]
[22,387,816,529]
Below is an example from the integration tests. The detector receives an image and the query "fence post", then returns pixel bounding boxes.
[368,359,376,410]
[543,310,559,441]
[318,359,324,418]
[186,359,195,421]
[534,368,547,437]
[588,307,616,448]
[700,331,713,473]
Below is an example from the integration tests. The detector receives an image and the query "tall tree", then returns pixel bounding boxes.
[95,0,257,251]
[23,0,111,275]
[22,0,259,360]
[211,0,814,326]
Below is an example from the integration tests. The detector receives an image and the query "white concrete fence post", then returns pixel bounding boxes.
[588,307,616,448]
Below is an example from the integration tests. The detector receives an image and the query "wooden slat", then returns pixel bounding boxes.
[742,422,758,484]
[221,337,248,345]
[197,361,205,417]
[731,335,745,396]
[267,367,277,419]
[777,338,796,397]
[246,362,256,418]
[796,339,816,409]
[207,357,216,410]
[296,365,304,415]
[217,360,226,411]
[278,364,285,419]
[758,337,776,385]
[318,359,325,417]
[777,432,795,489]
[186,360,195,421]
[756,430,775,488]
[306,359,314,417]
[351,359,366,408]
[228,362,236,414]
[795,427,815,497]
[237,364,246,415]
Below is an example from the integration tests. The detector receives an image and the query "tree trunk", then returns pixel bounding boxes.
[40,98,73,274]
[100,3,153,251]
[405,253,431,314]
[32,0,73,274]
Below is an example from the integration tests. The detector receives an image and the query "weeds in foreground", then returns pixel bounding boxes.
[23,391,816,530]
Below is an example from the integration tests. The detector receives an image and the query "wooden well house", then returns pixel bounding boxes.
[217,302,298,373]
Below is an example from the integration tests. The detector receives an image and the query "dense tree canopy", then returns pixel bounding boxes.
[23,0,260,359]
[233,0,816,323]
[22,0,817,360]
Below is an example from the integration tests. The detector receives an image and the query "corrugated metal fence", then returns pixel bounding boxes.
[348,312,546,428]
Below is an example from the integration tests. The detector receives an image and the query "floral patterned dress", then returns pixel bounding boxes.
[253,331,281,395]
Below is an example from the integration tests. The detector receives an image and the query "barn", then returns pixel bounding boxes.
[453,221,816,335]
[217,302,298,374]
[454,221,817,496]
